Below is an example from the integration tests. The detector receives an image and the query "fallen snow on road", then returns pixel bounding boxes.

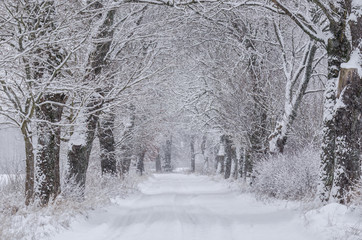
[46,173,362,240]
[305,202,362,240]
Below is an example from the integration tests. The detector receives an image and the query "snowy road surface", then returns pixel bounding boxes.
[52,174,323,240]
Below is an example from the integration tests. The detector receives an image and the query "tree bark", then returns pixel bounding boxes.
[247,47,268,171]
[67,94,102,194]
[318,2,352,203]
[163,137,172,172]
[190,135,195,172]
[98,110,116,175]
[241,148,252,182]
[238,147,245,180]
[331,69,361,204]
[23,130,34,206]
[120,104,136,176]
[224,135,233,179]
[216,135,225,174]
[216,155,224,174]
[201,135,208,172]
[155,152,162,173]
[35,93,67,205]
[232,147,238,180]
[136,149,146,176]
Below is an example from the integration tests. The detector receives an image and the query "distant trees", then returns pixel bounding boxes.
[174,5,275,179]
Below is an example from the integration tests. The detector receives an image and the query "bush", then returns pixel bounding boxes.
[0,159,143,240]
[253,148,319,200]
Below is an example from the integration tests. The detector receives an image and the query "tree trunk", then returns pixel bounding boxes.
[201,135,209,173]
[331,69,361,204]
[19,0,61,206]
[163,137,172,172]
[120,104,135,176]
[242,148,252,182]
[35,93,67,205]
[67,94,102,194]
[224,135,233,179]
[66,3,115,190]
[201,135,206,156]
[190,135,195,172]
[318,12,352,202]
[269,42,317,154]
[23,129,34,206]
[136,149,146,176]
[216,135,225,174]
[232,148,238,180]
[238,147,245,180]
[155,152,162,173]
[216,155,224,174]
[98,110,116,175]
[247,51,268,172]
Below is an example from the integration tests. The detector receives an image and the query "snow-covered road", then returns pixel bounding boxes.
[51,173,324,240]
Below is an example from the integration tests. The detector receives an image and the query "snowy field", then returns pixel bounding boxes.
[46,173,362,240]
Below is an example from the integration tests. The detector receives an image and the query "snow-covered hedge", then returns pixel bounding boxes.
[253,148,319,200]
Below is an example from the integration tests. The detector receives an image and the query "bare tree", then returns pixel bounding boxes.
[0,0,83,205]
[268,20,320,154]
[263,0,361,204]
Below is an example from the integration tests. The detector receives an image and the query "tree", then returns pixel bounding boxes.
[118,104,136,176]
[0,0,83,205]
[98,108,117,175]
[35,93,67,205]
[66,0,116,191]
[223,135,235,179]
[163,137,173,172]
[268,20,320,154]
[263,0,361,203]
[190,135,196,172]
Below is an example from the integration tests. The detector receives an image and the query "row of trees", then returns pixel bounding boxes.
[0,0,360,206]
[0,0,170,205]
[175,0,361,204]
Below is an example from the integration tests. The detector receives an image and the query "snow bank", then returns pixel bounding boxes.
[305,203,362,240]
[0,169,143,240]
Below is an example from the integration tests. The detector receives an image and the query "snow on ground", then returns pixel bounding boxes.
[45,173,362,240]
[305,203,362,240]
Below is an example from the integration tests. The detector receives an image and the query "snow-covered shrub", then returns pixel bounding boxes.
[253,148,319,200]
[0,157,143,240]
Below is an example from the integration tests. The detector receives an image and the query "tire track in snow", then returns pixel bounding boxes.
[51,173,323,240]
